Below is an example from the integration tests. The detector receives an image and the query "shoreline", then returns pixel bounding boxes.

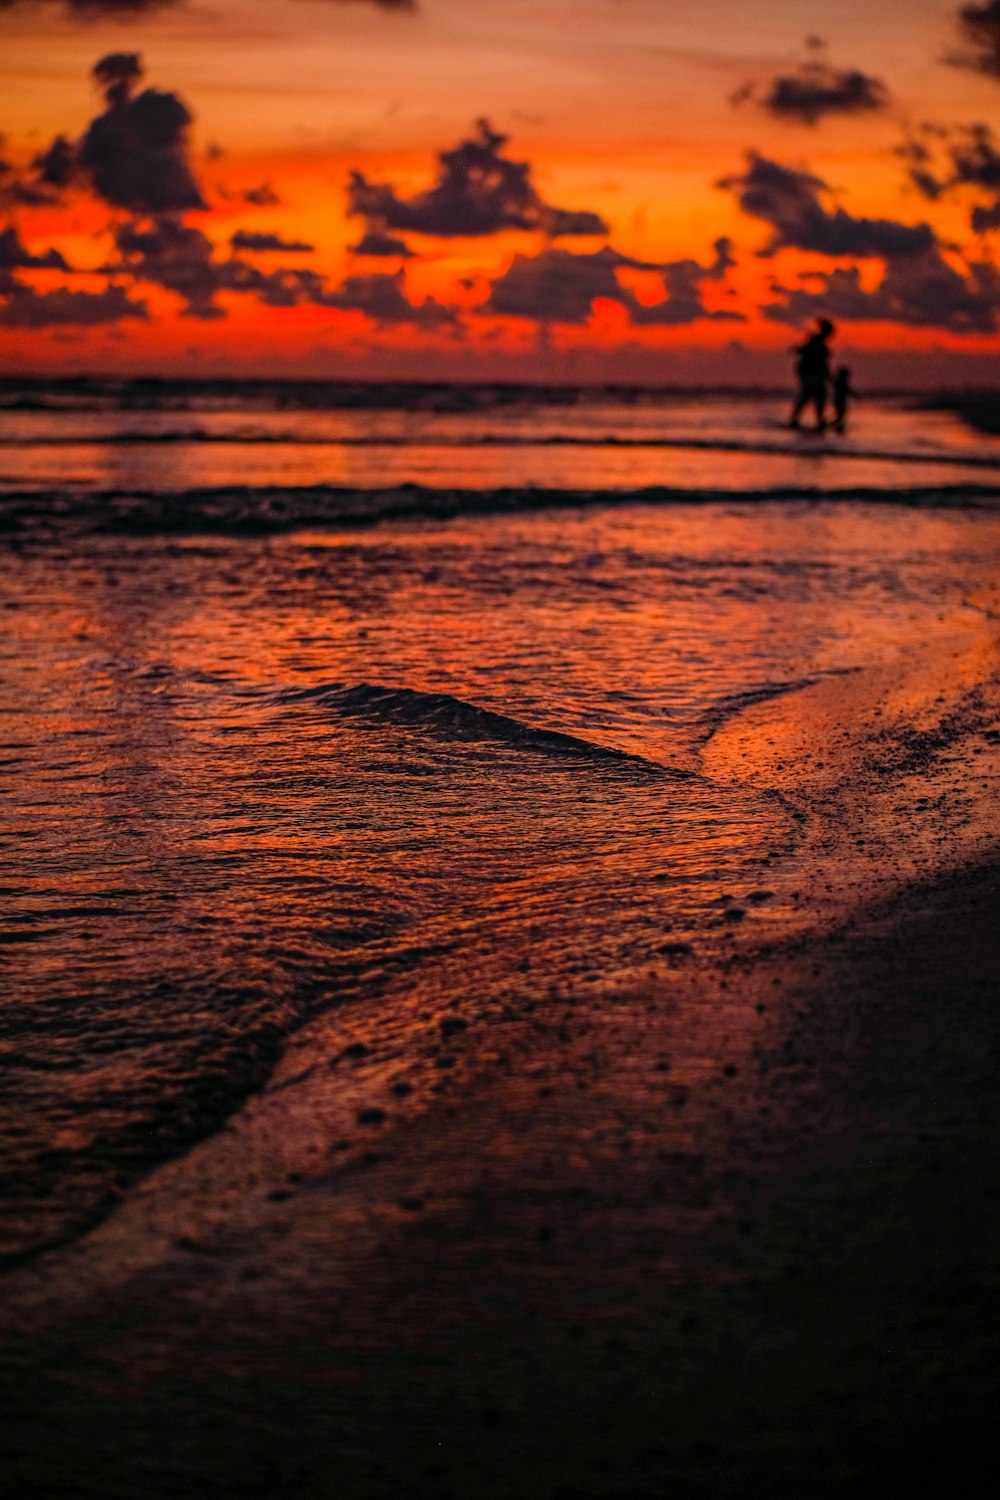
[3,847,999,1498]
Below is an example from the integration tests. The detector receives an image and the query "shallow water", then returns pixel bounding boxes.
[2,383,1000,1265]
[2,386,1000,501]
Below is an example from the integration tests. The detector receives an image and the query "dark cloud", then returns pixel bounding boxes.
[484,240,740,327]
[736,40,888,126]
[971,199,1000,230]
[348,119,608,240]
[112,218,227,319]
[0,0,175,15]
[78,53,206,214]
[0,283,148,328]
[949,123,1000,228]
[0,225,69,292]
[4,53,204,217]
[631,238,742,326]
[350,229,414,258]
[953,2,1000,76]
[111,217,332,318]
[896,134,948,201]
[485,247,626,324]
[0,0,415,14]
[761,64,888,125]
[898,122,1000,231]
[950,123,1000,191]
[720,153,936,259]
[764,249,1000,333]
[33,136,77,191]
[324,270,456,327]
[230,230,315,253]
[242,182,281,207]
[0,130,68,208]
[0,159,58,209]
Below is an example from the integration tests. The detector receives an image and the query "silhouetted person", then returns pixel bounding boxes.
[789,318,834,431]
[831,365,856,432]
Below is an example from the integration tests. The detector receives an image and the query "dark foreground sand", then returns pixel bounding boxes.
[2,842,999,1500]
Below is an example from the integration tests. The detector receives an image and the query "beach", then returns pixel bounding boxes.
[3,849,999,1496]
[1,384,999,1496]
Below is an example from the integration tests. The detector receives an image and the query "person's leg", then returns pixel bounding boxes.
[789,385,807,427]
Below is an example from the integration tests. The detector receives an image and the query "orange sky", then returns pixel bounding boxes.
[2,0,1000,383]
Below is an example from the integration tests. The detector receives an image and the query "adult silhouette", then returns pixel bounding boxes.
[789,318,834,431]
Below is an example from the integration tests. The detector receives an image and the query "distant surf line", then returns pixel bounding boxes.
[2,431,1000,471]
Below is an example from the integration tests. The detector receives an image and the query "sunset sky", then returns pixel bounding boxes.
[3,0,1000,383]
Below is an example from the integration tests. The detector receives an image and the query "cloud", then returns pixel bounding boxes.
[77,53,206,214]
[0,283,148,327]
[230,230,315,253]
[0,130,70,207]
[0,0,415,14]
[720,153,936,259]
[631,238,743,326]
[3,52,207,217]
[735,39,889,126]
[950,123,1000,191]
[2,48,443,333]
[324,269,456,327]
[348,119,608,240]
[110,217,334,318]
[483,240,740,327]
[952,2,1000,76]
[350,229,415,258]
[0,225,69,293]
[759,64,888,126]
[764,249,1000,333]
[950,123,1000,227]
[899,122,1000,230]
[896,134,949,201]
[0,160,58,210]
[111,218,227,319]
[33,135,77,191]
[242,182,281,207]
[0,0,175,15]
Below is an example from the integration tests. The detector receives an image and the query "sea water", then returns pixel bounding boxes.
[2,382,999,1264]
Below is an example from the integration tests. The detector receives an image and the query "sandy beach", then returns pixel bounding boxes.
[3,600,998,1499]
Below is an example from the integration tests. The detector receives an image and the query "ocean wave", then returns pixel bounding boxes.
[0,378,782,414]
[3,429,1000,471]
[2,481,999,539]
[279,681,678,776]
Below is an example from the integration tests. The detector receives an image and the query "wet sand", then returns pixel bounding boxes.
[3,811,999,1494]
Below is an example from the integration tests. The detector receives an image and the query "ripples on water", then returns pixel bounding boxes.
[2,383,1000,1262]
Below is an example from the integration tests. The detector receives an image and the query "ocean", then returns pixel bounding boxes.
[3,379,1000,1267]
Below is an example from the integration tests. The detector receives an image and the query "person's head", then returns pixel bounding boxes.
[837,365,851,379]
[818,318,834,339]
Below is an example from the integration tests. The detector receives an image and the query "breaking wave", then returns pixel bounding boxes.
[4,429,1000,471]
[279,681,682,776]
[3,481,999,540]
